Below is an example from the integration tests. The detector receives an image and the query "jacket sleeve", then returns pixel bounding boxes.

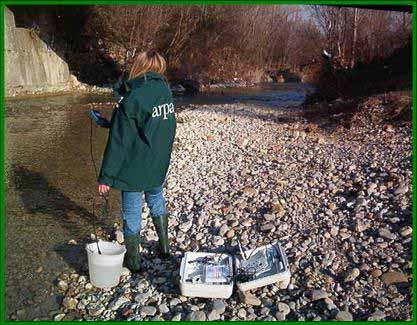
[97,90,144,186]
[112,77,130,101]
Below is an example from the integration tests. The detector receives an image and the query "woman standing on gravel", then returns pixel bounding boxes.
[97,50,176,272]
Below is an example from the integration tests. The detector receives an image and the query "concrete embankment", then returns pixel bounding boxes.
[4,7,99,98]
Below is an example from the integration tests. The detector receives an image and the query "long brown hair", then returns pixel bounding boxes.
[129,50,167,80]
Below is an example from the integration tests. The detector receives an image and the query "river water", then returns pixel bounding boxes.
[4,82,311,320]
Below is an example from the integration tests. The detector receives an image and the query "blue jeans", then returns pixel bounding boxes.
[121,185,168,236]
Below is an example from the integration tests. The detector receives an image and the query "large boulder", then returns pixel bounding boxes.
[270,70,301,83]
[179,79,201,93]
[245,68,273,83]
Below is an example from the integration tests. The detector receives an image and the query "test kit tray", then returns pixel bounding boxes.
[179,252,234,298]
[179,242,290,299]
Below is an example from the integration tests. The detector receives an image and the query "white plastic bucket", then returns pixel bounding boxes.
[86,241,126,288]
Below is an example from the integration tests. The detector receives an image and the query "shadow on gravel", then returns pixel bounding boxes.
[11,164,109,273]
[190,101,346,135]
[189,105,306,126]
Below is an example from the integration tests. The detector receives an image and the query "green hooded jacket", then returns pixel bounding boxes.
[98,71,176,191]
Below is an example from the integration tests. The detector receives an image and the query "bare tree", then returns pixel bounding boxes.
[350,7,358,68]
[80,5,410,83]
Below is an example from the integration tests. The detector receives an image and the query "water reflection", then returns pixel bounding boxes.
[5,93,118,320]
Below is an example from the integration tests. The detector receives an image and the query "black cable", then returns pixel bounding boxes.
[90,117,99,179]
[91,195,102,255]
[89,114,110,206]
[89,117,103,254]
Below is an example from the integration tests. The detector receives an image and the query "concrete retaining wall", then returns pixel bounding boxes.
[5,7,73,97]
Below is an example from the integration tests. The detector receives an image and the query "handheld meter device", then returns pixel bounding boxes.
[88,110,111,128]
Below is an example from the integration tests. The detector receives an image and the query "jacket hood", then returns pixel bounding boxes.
[126,71,165,89]
[112,71,165,99]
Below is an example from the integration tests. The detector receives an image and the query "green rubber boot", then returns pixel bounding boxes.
[123,234,141,272]
[151,214,170,258]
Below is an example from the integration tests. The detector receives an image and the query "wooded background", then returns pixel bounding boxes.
[9,5,412,86]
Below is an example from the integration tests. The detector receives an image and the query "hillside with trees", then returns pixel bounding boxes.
[9,5,411,90]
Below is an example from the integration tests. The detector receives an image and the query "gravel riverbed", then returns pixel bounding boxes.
[51,102,412,321]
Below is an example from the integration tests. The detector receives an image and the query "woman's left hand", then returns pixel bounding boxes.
[98,183,110,196]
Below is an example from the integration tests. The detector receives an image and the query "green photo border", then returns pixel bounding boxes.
[0,0,415,323]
